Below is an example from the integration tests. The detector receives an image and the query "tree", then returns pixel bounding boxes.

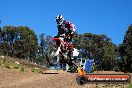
[36,35,54,67]
[35,33,46,66]
[14,26,38,60]
[73,33,117,70]
[45,35,55,66]
[40,33,45,54]
[119,25,132,72]
[0,26,17,56]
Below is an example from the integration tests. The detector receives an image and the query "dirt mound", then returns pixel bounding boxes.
[0,67,131,88]
[0,56,131,88]
[0,56,47,69]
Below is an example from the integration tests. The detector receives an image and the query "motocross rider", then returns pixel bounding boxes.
[55,15,77,71]
[55,15,76,56]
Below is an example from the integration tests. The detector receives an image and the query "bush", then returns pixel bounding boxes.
[31,67,42,73]
[31,67,36,72]
[13,63,25,72]
[113,67,120,72]
[20,66,25,72]
[14,64,21,69]
[4,62,11,69]
[128,83,132,88]
[14,65,19,69]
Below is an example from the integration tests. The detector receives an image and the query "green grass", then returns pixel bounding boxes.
[31,67,42,73]
[20,66,25,72]
[128,83,132,88]
[0,60,3,66]
[0,58,43,73]
[4,62,11,69]
[0,59,26,72]
[14,64,20,69]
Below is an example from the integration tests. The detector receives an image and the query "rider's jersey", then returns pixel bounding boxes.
[57,20,76,36]
[63,20,76,34]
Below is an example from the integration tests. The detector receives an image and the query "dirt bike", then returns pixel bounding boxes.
[50,36,78,73]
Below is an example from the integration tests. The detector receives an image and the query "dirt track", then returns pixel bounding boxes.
[0,67,131,88]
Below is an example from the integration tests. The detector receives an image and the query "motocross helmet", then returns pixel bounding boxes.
[55,15,64,25]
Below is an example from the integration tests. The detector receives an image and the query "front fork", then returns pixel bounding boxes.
[59,51,78,72]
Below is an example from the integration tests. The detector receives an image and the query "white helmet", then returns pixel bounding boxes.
[55,15,64,25]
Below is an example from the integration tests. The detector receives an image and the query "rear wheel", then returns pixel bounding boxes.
[49,48,60,65]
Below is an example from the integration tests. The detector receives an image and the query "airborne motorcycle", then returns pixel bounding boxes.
[50,35,78,72]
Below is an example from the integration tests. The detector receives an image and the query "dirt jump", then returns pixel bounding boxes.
[0,67,131,88]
